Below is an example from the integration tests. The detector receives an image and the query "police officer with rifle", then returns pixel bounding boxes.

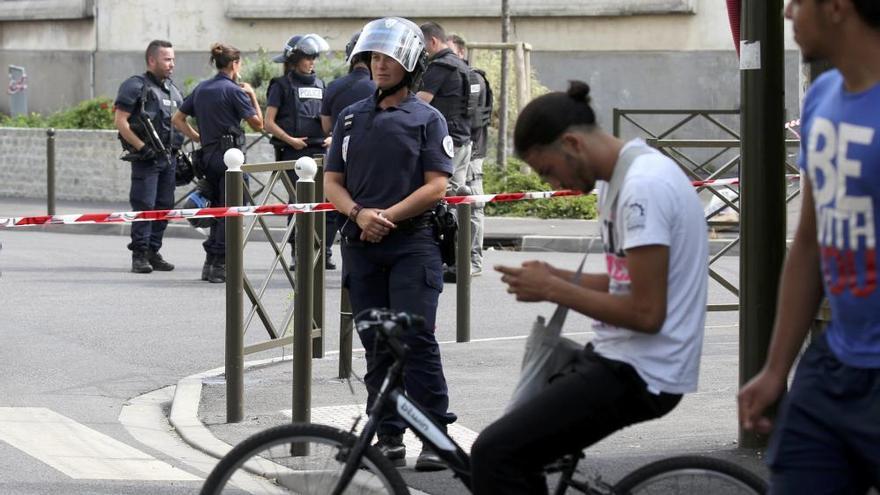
[114,39,184,274]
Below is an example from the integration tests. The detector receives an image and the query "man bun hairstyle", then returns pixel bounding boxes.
[514,80,597,157]
[853,0,880,29]
[145,39,172,65]
[210,42,241,70]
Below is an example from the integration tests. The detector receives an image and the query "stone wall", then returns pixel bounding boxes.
[0,128,276,202]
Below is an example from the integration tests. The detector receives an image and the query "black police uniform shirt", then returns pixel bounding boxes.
[114,71,184,149]
[178,73,256,148]
[325,93,455,210]
[320,66,377,129]
[420,48,471,147]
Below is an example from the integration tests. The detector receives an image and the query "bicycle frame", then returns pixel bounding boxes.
[332,345,473,494]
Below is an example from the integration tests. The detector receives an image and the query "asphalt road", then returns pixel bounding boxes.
[0,228,744,494]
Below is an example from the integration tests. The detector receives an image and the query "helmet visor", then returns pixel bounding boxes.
[293,34,330,56]
[348,18,424,72]
[274,33,330,62]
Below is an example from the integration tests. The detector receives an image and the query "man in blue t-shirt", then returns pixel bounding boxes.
[739,1,880,492]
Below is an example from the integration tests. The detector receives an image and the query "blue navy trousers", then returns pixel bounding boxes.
[342,226,456,435]
[767,333,880,494]
[202,149,228,256]
[128,154,176,253]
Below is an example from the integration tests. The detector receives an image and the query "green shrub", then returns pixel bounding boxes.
[0,112,50,128]
[315,53,349,84]
[483,157,597,219]
[47,97,116,129]
[0,96,115,129]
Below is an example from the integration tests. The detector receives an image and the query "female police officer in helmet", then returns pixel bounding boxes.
[265,33,339,269]
[324,17,457,471]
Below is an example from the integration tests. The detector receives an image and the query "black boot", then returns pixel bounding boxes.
[131,250,153,274]
[207,256,226,284]
[147,250,175,271]
[201,253,215,281]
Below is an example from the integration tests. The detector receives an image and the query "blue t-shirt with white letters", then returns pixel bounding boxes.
[799,69,880,367]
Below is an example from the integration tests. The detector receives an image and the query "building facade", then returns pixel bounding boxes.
[0,0,800,126]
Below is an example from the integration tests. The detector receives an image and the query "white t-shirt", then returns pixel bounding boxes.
[593,139,708,394]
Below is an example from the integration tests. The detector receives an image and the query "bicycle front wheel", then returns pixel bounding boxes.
[200,423,409,495]
[613,455,767,495]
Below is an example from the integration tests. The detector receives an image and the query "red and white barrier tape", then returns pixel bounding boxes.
[0,190,580,228]
[0,176,801,229]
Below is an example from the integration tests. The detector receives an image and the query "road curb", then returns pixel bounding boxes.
[168,357,291,461]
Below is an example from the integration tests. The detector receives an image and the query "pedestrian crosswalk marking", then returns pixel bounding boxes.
[0,407,200,480]
[282,404,479,456]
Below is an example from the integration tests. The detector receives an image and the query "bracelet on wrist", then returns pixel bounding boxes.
[349,204,364,222]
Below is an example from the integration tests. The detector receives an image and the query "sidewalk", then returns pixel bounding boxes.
[173,323,768,494]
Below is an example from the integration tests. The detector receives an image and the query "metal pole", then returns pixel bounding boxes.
[738,0,786,449]
[339,287,353,379]
[313,159,326,359]
[456,189,472,343]
[292,170,315,450]
[46,128,56,215]
[496,0,511,171]
[514,42,527,112]
[225,159,245,423]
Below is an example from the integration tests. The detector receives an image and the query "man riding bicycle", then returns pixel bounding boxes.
[470,80,709,494]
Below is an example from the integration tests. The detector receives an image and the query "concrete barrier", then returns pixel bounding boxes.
[0,127,276,202]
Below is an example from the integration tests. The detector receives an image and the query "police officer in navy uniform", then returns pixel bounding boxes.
[114,39,184,274]
[319,30,378,274]
[324,17,457,472]
[265,34,337,269]
[172,42,264,283]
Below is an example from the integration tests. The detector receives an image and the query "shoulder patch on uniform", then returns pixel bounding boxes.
[343,113,354,130]
[342,135,350,163]
[442,135,454,158]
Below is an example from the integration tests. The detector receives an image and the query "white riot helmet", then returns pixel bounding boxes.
[273,33,330,63]
[347,17,428,76]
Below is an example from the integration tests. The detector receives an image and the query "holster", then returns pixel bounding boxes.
[432,202,458,266]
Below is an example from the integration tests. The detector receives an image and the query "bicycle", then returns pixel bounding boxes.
[200,308,768,494]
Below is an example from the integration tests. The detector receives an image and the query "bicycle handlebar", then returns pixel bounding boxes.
[354,308,425,358]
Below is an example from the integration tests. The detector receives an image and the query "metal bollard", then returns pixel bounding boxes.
[292,158,316,453]
[339,287,353,379]
[46,128,56,215]
[312,158,326,359]
[224,148,245,423]
[456,185,472,343]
